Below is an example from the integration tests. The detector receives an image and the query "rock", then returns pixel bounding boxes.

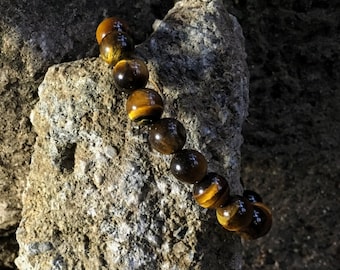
[0,0,170,267]
[15,0,248,269]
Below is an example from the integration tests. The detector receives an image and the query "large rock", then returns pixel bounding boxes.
[0,0,170,267]
[16,0,249,269]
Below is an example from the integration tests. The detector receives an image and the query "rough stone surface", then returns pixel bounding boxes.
[15,0,248,269]
[0,0,172,268]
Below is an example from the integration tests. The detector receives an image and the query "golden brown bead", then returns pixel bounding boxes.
[126,88,164,124]
[96,17,130,44]
[193,173,230,209]
[99,31,134,65]
[170,149,207,184]
[113,59,149,92]
[216,195,253,231]
[237,202,272,240]
[148,118,186,154]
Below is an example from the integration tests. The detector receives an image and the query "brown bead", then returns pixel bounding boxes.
[170,149,207,184]
[193,173,230,209]
[148,118,186,154]
[96,17,130,44]
[237,202,272,240]
[113,59,149,92]
[126,88,164,124]
[216,195,253,231]
[99,31,134,65]
[243,189,263,203]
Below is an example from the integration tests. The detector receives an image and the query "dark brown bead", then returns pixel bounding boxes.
[216,195,253,231]
[113,59,149,92]
[237,202,272,240]
[126,88,164,124]
[148,118,186,154]
[243,190,263,203]
[96,17,130,44]
[193,173,230,209]
[170,149,207,184]
[99,31,134,65]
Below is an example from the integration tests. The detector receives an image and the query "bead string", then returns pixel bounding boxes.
[96,17,272,240]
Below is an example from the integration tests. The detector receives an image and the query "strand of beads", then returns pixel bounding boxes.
[96,17,272,240]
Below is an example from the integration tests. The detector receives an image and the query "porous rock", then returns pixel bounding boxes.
[16,0,249,269]
[0,0,169,267]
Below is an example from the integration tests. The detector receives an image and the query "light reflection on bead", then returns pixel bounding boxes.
[170,149,207,184]
[113,59,149,92]
[193,173,230,209]
[148,118,186,154]
[216,195,253,231]
[126,88,163,124]
[96,17,130,44]
[99,31,134,65]
[237,202,272,239]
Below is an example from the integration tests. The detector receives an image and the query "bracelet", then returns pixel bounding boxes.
[95,17,272,240]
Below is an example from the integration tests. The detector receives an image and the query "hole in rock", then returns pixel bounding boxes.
[59,143,77,173]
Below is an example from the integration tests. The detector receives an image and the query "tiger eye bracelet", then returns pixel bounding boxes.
[96,17,272,240]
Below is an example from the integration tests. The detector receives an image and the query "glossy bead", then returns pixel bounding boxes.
[126,88,164,124]
[148,118,186,154]
[96,17,130,44]
[99,31,134,65]
[237,202,272,240]
[113,59,149,92]
[243,189,263,203]
[216,195,253,231]
[170,149,207,184]
[193,173,230,209]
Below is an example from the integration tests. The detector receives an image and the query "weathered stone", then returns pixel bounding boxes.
[0,0,171,266]
[16,0,248,269]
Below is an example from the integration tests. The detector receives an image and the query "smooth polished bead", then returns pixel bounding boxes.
[237,202,272,240]
[96,17,130,44]
[243,189,263,203]
[126,88,164,124]
[148,118,186,154]
[99,31,134,65]
[193,173,230,209]
[113,59,149,92]
[170,149,207,184]
[216,195,253,231]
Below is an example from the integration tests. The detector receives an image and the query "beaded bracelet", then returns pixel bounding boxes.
[95,17,272,240]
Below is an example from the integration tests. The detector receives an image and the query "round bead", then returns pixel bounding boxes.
[126,88,164,124]
[113,59,149,92]
[193,173,230,209]
[237,202,272,240]
[170,149,207,184]
[96,17,130,44]
[243,189,263,203]
[99,31,134,65]
[216,195,253,232]
[148,118,186,154]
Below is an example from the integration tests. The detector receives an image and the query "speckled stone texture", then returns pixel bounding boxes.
[0,0,171,267]
[15,0,248,269]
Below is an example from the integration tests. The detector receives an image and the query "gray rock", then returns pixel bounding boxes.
[0,0,168,267]
[16,0,248,269]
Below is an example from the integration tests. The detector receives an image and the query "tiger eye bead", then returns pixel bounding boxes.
[113,59,149,92]
[148,118,186,154]
[96,17,130,44]
[237,202,272,240]
[170,149,207,184]
[126,88,164,124]
[99,31,134,65]
[243,189,263,203]
[216,195,253,231]
[193,173,230,209]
